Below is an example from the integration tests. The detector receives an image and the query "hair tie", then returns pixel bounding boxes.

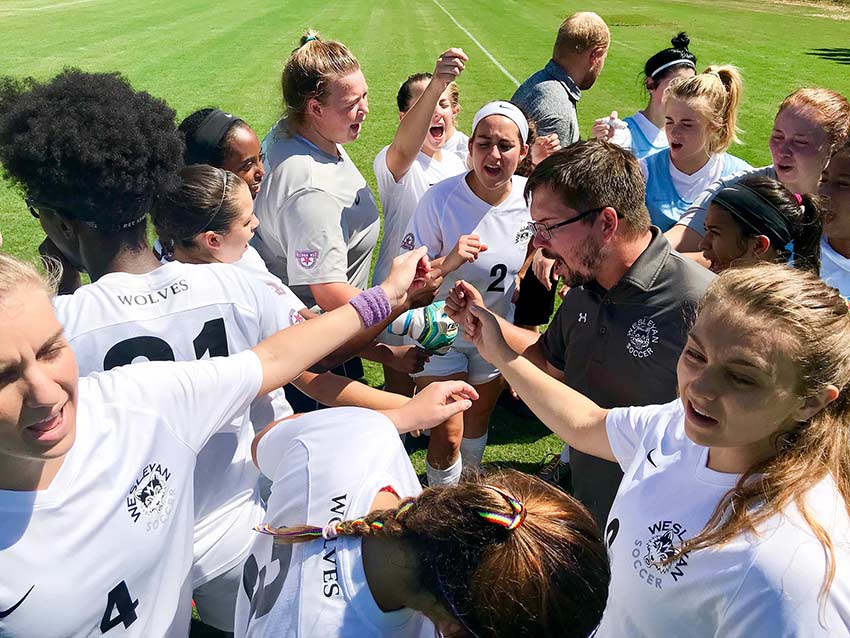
[793,192,803,206]
[476,485,527,530]
[303,35,319,44]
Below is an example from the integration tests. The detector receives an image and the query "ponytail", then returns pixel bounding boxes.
[790,192,824,273]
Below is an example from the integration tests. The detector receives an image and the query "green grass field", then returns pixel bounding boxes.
[0,0,848,478]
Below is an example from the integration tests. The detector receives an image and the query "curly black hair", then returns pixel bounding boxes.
[0,68,184,228]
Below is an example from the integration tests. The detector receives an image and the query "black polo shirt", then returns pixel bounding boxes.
[541,227,715,525]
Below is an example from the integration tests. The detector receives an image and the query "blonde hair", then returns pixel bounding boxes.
[665,65,743,154]
[0,253,56,305]
[778,88,850,154]
[553,12,610,57]
[677,264,850,600]
[281,30,360,127]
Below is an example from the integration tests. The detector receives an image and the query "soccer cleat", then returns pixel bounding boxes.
[388,301,458,355]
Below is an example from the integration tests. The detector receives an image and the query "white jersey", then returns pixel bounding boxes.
[235,407,432,638]
[597,399,850,637]
[403,172,532,332]
[821,236,850,298]
[443,129,470,163]
[371,144,466,285]
[0,351,262,638]
[52,261,301,587]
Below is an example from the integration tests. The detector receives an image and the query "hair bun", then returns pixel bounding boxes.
[671,32,690,50]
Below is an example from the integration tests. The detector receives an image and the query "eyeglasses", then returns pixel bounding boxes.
[526,207,606,241]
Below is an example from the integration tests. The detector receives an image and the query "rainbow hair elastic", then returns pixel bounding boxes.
[475,485,527,530]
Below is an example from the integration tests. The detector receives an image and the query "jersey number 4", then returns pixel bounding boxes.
[100,581,138,633]
[103,318,229,370]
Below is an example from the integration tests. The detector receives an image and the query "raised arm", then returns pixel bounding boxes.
[251,248,428,396]
[385,48,467,183]
[464,303,615,462]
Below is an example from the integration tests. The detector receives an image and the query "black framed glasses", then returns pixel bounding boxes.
[526,207,606,241]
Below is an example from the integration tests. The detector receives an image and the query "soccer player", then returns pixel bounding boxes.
[641,65,751,231]
[464,263,850,637]
[666,87,850,258]
[371,49,469,396]
[402,101,533,486]
[592,33,697,159]
[820,139,850,295]
[236,415,609,637]
[697,175,822,274]
[252,31,428,401]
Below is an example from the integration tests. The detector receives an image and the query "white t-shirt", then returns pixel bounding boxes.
[0,351,262,638]
[253,118,381,309]
[371,144,466,285]
[52,261,300,587]
[443,129,469,163]
[608,111,666,155]
[235,407,432,638]
[820,236,850,298]
[596,399,850,637]
[640,152,727,203]
[402,172,532,332]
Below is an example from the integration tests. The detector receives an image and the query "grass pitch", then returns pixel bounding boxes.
[1,0,848,476]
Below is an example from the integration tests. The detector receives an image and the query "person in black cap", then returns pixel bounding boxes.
[592,32,697,159]
[699,174,823,273]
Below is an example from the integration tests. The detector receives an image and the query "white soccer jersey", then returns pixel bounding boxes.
[371,145,466,286]
[52,261,302,588]
[403,172,532,331]
[235,407,433,638]
[597,399,850,637]
[0,351,262,638]
[443,129,469,163]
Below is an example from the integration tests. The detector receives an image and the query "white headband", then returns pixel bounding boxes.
[650,58,696,79]
[471,101,529,143]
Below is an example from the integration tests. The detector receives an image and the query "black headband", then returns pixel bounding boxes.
[713,184,793,248]
[185,109,244,165]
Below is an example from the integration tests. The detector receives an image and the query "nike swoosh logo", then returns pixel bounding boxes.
[647,448,658,468]
[0,585,34,618]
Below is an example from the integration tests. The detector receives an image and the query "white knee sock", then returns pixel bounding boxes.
[460,432,488,470]
[560,444,571,463]
[426,455,462,486]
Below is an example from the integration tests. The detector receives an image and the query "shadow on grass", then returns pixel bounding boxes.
[804,48,850,65]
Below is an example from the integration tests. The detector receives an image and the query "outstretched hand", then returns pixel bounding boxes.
[530,133,561,166]
[434,48,468,85]
[444,280,484,326]
[465,303,513,367]
[387,380,479,434]
[443,234,488,274]
[381,247,431,309]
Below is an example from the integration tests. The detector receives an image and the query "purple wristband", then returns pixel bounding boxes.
[349,286,392,327]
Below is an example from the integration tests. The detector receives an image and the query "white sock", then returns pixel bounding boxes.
[426,455,462,486]
[460,432,488,470]
[560,445,571,463]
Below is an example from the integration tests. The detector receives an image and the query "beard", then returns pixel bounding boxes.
[553,237,603,288]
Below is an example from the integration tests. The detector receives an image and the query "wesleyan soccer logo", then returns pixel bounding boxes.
[627,317,659,359]
[401,233,415,251]
[631,519,691,589]
[295,250,319,269]
[126,463,175,530]
[515,226,533,245]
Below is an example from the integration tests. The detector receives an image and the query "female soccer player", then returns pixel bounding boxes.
[592,32,697,159]
[461,263,850,636]
[371,49,469,395]
[821,140,850,295]
[252,31,427,392]
[236,415,609,637]
[179,108,266,199]
[698,175,822,273]
[642,65,751,230]
[402,100,532,486]
[667,87,850,254]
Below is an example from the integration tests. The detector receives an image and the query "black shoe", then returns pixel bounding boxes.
[537,454,573,492]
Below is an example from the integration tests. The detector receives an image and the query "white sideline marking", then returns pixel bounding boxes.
[5,0,98,12]
[431,0,520,87]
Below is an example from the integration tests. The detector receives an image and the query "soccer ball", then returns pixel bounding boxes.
[387,301,458,355]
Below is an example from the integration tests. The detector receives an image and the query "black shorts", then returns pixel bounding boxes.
[513,270,557,326]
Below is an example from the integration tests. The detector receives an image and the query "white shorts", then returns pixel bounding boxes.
[193,559,245,631]
[412,338,499,386]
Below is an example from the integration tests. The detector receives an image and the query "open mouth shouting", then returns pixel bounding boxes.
[24,402,68,445]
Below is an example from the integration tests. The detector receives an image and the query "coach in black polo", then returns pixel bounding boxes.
[447,139,714,525]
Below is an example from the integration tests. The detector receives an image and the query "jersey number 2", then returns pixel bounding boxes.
[103,318,229,370]
[100,581,138,633]
[487,263,508,292]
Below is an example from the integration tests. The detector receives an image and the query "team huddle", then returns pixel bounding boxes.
[1,8,849,638]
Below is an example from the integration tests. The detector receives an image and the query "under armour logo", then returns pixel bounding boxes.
[578,313,587,323]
